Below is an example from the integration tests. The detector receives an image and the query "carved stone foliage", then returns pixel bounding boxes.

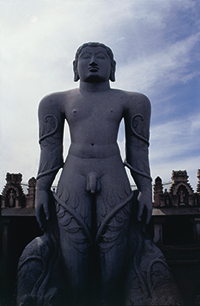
[17,234,65,306]
[153,170,200,208]
[17,195,65,306]
[124,192,183,305]
[17,191,183,306]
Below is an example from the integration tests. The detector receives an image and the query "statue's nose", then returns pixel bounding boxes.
[90,61,97,66]
[89,55,98,66]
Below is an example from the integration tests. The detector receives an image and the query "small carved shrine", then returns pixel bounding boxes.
[152,170,200,245]
[152,170,200,305]
[153,170,200,208]
[1,173,36,209]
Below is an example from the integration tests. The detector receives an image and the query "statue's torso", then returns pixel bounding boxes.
[63,89,126,155]
[56,88,131,197]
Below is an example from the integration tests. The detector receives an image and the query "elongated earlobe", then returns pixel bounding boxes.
[73,60,80,82]
[110,60,116,82]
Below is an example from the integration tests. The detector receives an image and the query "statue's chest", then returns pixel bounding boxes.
[65,98,123,125]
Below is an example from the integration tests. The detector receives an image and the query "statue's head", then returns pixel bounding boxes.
[73,42,116,82]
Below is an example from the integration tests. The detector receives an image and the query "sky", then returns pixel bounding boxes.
[0,0,200,193]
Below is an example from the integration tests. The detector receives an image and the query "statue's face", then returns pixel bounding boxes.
[77,46,111,82]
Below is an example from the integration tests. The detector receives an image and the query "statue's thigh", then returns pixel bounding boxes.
[56,174,92,282]
[96,194,132,303]
[96,173,132,281]
[57,170,92,224]
[96,163,132,224]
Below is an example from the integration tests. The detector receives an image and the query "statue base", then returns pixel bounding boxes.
[17,191,183,306]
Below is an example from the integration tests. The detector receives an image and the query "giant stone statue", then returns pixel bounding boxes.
[17,42,182,306]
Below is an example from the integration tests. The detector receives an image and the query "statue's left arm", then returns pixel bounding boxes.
[124,93,152,224]
[36,94,65,229]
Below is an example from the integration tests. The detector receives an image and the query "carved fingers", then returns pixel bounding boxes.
[36,189,50,230]
[137,191,152,225]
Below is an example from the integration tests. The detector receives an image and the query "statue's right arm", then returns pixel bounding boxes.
[36,94,65,229]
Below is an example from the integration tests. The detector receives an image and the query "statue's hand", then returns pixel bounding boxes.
[36,189,50,229]
[137,190,152,224]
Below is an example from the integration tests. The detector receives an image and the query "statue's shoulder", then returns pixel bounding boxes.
[112,89,150,105]
[113,89,151,119]
[125,91,150,105]
[39,89,79,112]
[120,90,151,113]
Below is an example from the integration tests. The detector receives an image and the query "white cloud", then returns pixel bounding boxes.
[150,113,200,158]
[114,32,200,95]
[150,113,200,189]
[0,0,199,192]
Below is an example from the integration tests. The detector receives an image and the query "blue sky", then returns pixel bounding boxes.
[0,0,200,192]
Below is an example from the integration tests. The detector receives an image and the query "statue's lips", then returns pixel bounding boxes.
[88,67,99,72]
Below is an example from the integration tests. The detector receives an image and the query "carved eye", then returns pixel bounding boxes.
[80,52,91,59]
[97,52,106,59]
[97,55,105,59]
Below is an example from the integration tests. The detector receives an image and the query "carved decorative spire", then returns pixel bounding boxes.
[197,169,200,194]
[153,176,163,206]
